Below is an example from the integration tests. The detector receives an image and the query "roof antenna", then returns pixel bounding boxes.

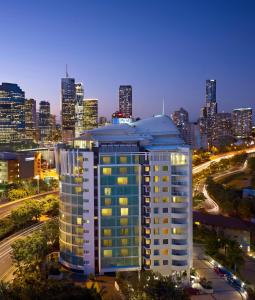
[66,64,69,78]
[162,97,165,115]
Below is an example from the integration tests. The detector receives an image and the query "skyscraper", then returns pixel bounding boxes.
[119,85,132,117]
[199,80,218,147]
[171,107,189,142]
[213,113,232,141]
[61,72,76,142]
[75,83,85,137]
[39,101,51,142]
[232,108,253,138]
[83,99,98,130]
[24,98,37,141]
[0,83,25,143]
[55,115,192,277]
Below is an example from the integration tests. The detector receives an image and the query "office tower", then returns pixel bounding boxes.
[119,85,132,117]
[50,114,57,140]
[232,108,253,138]
[0,83,25,143]
[75,83,85,137]
[171,108,189,142]
[186,122,206,150]
[83,99,98,130]
[24,98,37,141]
[55,115,192,277]
[39,101,51,142]
[61,72,76,142]
[213,113,232,141]
[199,80,218,147]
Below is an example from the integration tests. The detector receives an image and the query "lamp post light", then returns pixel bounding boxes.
[34,175,40,194]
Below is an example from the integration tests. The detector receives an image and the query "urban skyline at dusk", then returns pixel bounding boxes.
[1,0,255,120]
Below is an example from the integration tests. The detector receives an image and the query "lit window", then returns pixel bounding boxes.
[162,249,168,255]
[162,197,169,203]
[117,177,128,185]
[74,177,83,183]
[162,165,169,171]
[103,250,112,257]
[154,228,159,234]
[103,168,112,175]
[171,153,187,165]
[145,218,150,224]
[162,176,169,182]
[102,208,112,216]
[103,229,112,236]
[119,167,127,174]
[77,217,82,225]
[145,239,151,245]
[120,228,129,235]
[154,186,159,193]
[145,176,150,183]
[121,239,128,246]
[145,197,150,203]
[172,196,184,203]
[154,165,159,172]
[120,248,128,256]
[104,187,111,195]
[145,259,151,266]
[162,228,169,235]
[103,239,112,247]
[121,208,128,216]
[120,156,127,163]
[154,217,159,224]
[163,218,168,224]
[120,218,128,226]
[145,249,151,255]
[119,197,128,205]
[102,156,111,164]
[145,166,150,172]
[154,197,159,203]
[162,187,169,192]
[154,176,159,183]
[104,198,112,205]
[75,186,82,193]
[145,228,151,235]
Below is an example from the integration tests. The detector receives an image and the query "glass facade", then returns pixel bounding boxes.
[99,154,140,271]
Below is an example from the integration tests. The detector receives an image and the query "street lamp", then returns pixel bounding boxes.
[34,175,40,194]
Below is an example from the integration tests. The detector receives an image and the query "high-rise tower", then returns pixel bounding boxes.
[119,85,132,117]
[75,83,85,137]
[83,99,98,130]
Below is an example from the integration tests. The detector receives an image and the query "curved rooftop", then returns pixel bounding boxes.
[79,115,185,148]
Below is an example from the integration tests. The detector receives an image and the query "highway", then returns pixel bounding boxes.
[0,222,45,282]
[0,190,59,219]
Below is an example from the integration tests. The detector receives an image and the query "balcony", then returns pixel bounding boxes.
[171,202,187,208]
[172,181,187,186]
[171,233,188,239]
[171,243,188,250]
[171,212,187,219]
[171,191,188,197]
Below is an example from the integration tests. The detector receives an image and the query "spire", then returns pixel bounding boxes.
[162,97,165,115]
[65,64,69,78]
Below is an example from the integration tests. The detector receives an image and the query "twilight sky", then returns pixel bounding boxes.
[0,0,255,121]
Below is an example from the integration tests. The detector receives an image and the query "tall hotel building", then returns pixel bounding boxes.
[232,108,253,139]
[55,115,192,277]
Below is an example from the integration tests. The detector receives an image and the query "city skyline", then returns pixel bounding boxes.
[0,1,255,120]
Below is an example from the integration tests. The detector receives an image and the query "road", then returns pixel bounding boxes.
[193,146,255,175]
[0,190,59,219]
[0,222,45,282]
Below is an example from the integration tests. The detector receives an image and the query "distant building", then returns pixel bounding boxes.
[187,122,206,149]
[232,108,253,139]
[171,108,189,142]
[75,83,85,137]
[24,98,37,141]
[39,101,51,142]
[213,112,232,141]
[61,74,76,142]
[0,83,25,143]
[119,85,132,117]
[0,151,40,183]
[83,99,98,130]
[98,116,108,126]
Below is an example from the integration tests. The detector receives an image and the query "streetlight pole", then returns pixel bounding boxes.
[34,175,40,194]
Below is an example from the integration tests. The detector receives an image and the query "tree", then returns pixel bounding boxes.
[42,195,59,216]
[41,219,59,251]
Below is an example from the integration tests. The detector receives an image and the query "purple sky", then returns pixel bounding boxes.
[0,0,255,122]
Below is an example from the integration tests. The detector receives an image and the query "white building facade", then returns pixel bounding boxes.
[55,115,192,276]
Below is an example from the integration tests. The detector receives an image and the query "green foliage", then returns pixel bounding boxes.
[7,189,28,201]
[116,271,189,300]
[206,177,255,218]
[41,195,59,217]
[194,224,245,273]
